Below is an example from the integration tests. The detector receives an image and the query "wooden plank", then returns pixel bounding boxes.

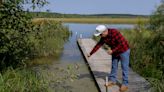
[77,38,152,92]
[78,38,119,92]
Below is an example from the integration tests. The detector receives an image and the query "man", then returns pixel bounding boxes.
[88,25,130,92]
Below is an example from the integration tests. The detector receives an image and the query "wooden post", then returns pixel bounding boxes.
[80,34,83,39]
[105,76,108,92]
[75,32,78,39]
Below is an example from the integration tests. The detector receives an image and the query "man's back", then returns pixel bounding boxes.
[90,28,129,57]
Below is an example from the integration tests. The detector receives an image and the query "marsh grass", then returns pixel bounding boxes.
[32,19,70,57]
[0,64,78,92]
[121,29,164,92]
[33,18,148,24]
[25,19,71,65]
[0,67,50,92]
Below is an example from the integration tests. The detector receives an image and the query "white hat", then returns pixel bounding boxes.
[94,25,107,36]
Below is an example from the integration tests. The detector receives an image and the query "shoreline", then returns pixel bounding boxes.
[32,18,148,24]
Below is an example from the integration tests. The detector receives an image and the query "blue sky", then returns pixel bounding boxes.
[26,0,161,15]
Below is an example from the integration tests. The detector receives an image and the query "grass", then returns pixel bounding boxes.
[27,56,57,66]
[121,29,164,91]
[32,19,70,56]
[33,18,149,24]
[0,65,78,92]
[0,67,50,92]
[25,19,70,65]
[0,19,73,91]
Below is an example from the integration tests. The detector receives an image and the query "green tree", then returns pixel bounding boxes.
[0,0,48,69]
[150,0,164,31]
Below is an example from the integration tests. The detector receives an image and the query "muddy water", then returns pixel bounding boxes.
[34,23,134,92]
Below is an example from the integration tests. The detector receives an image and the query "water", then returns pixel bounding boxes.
[60,23,134,62]
[34,23,134,92]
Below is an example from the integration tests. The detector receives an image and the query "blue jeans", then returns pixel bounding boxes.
[108,49,130,86]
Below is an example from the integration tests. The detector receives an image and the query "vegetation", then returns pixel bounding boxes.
[149,0,164,30]
[29,12,148,18]
[27,20,70,65]
[33,18,148,24]
[0,0,70,69]
[0,0,163,91]
[30,9,149,24]
[121,29,163,91]
[0,65,78,92]
[0,1,37,69]
[132,2,164,91]
[0,0,75,92]
[0,68,50,92]
[31,20,70,57]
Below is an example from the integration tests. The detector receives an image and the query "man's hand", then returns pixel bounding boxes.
[87,54,91,58]
[107,49,113,55]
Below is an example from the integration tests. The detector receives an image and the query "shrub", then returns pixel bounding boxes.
[0,1,38,69]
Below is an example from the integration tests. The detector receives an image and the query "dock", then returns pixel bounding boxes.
[77,38,152,92]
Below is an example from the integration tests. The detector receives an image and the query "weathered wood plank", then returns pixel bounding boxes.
[77,38,152,92]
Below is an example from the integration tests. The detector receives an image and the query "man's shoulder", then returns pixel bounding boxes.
[108,28,119,33]
[108,28,119,31]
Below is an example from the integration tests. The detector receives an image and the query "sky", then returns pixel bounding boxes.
[25,0,162,15]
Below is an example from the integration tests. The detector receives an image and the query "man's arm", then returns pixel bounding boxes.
[89,38,104,57]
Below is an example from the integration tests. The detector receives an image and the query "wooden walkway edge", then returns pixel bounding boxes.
[77,38,152,92]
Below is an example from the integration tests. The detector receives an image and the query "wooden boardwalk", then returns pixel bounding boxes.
[77,38,152,92]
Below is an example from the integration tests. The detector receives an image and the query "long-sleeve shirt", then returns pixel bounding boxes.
[90,28,129,57]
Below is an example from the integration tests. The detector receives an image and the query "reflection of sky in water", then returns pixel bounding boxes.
[59,23,134,63]
[64,23,134,38]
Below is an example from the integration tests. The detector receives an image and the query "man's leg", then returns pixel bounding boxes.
[120,49,130,86]
[108,56,119,83]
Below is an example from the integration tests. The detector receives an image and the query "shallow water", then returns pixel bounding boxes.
[34,23,134,92]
